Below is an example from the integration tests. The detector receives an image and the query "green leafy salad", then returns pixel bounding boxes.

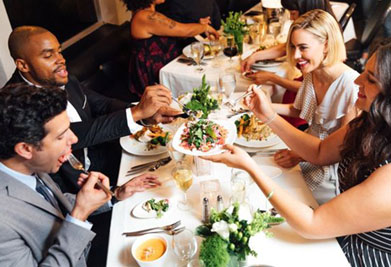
[184,75,218,119]
[142,198,169,218]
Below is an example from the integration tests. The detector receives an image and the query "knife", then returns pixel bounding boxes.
[126,157,172,176]
[129,156,171,171]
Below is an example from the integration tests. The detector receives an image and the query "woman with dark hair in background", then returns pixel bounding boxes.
[121,0,219,98]
[205,41,391,267]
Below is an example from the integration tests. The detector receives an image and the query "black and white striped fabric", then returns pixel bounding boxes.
[338,158,391,266]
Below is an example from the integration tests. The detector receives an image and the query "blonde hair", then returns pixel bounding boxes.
[286,9,346,67]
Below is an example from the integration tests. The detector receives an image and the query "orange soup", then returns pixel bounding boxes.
[135,238,166,261]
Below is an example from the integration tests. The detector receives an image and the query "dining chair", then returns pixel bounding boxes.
[345,0,391,70]
[339,2,356,32]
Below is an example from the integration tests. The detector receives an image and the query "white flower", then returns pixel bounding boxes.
[248,232,267,252]
[228,223,238,232]
[226,206,234,214]
[238,203,253,222]
[211,220,230,240]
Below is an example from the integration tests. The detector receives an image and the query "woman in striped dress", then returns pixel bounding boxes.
[203,41,391,266]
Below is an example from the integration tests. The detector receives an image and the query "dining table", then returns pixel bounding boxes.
[105,93,350,267]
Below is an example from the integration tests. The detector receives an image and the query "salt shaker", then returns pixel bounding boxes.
[217,195,224,212]
[202,197,210,223]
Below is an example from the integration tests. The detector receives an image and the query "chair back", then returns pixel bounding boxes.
[339,3,356,32]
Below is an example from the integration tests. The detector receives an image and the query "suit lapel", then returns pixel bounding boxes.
[39,173,74,213]
[65,81,90,122]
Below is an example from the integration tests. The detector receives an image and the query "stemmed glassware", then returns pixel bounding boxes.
[172,229,198,267]
[223,35,238,64]
[190,42,205,73]
[218,72,236,106]
[172,162,193,210]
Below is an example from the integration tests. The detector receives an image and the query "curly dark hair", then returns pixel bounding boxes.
[121,0,154,11]
[340,42,391,188]
[0,84,67,159]
[281,0,335,18]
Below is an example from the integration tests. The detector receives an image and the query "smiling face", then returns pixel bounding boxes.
[354,54,381,112]
[290,28,327,74]
[18,31,68,87]
[28,111,77,174]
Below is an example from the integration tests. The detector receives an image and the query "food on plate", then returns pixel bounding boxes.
[235,114,273,141]
[142,198,169,218]
[130,125,171,150]
[204,43,212,56]
[135,238,167,261]
[183,75,219,119]
[180,120,227,152]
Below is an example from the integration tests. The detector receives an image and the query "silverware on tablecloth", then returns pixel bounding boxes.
[126,157,172,176]
[122,220,181,236]
[123,226,185,237]
[68,153,115,196]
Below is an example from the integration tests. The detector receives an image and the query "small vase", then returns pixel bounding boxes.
[233,34,244,55]
[228,255,248,267]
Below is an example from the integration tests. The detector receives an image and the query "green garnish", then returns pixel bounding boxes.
[186,120,218,149]
[143,198,169,218]
[184,75,218,119]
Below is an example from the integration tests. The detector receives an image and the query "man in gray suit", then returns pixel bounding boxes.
[0,84,160,266]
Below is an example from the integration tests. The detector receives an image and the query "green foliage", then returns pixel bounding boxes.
[186,120,219,149]
[184,75,218,119]
[221,11,248,36]
[144,199,169,218]
[199,235,230,267]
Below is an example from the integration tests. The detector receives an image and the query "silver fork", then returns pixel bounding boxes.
[67,153,115,197]
[122,220,181,236]
[225,89,255,108]
[123,226,185,237]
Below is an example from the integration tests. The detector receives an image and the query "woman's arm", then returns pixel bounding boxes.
[241,43,286,72]
[203,146,391,239]
[131,10,218,39]
[271,103,301,117]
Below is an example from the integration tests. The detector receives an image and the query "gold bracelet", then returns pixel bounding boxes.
[266,190,274,200]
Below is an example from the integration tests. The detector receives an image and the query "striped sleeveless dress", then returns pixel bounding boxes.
[338,158,391,267]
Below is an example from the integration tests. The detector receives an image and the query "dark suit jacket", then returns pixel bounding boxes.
[6,71,131,192]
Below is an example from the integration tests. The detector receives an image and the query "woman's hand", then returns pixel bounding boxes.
[201,144,257,171]
[241,52,259,72]
[115,173,161,201]
[274,149,302,168]
[244,84,276,122]
[247,70,277,85]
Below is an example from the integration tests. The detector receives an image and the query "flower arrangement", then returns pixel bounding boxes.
[196,202,285,267]
[221,12,249,54]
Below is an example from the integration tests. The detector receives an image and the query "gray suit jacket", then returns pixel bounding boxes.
[0,170,97,267]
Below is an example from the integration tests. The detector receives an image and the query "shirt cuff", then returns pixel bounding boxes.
[65,214,93,230]
[126,108,143,133]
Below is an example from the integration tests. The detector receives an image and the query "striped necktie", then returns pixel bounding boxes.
[35,175,61,212]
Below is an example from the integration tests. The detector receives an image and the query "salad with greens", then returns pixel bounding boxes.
[142,198,169,218]
[183,75,219,119]
[180,120,227,152]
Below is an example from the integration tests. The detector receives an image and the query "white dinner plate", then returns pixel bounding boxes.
[120,126,170,156]
[182,44,214,60]
[230,113,280,148]
[258,165,282,179]
[131,199,172,219]
[172,119,237,156]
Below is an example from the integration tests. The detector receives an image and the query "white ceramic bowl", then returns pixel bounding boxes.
[131,234,168,267]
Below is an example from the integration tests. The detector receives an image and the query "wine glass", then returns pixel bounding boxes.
[223,35,238,63]
[218,72,236,105]
[172,229,198,267]
[172,163,193,210]
[190,42,205,73]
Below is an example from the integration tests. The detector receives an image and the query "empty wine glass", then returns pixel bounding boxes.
[218,72,236,105]
[190,42,205,73]
[172,229,198,267]
[172,162,193,210]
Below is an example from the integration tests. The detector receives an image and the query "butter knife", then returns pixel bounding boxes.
[126,157,172,176]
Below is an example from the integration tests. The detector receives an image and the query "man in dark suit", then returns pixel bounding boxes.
[0,84,160,266]
[6,25,180,193]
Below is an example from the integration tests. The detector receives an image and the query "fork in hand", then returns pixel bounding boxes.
[67,153,115,197]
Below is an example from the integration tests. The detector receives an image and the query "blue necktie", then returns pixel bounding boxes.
[35,176,61,212]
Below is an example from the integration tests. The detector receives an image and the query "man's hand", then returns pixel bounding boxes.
[274,149,302,168]
[71,172,111,221]
[199,16,211,25]
[131,84,172,121]
[115,173,161,201]
[146,106,183,124]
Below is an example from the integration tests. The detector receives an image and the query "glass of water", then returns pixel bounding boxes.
[172,229,198,267]
[218,72,236,105]
[190,42,205,73]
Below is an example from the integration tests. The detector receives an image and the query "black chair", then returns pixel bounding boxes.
[339,3,356,32]
[345,0,391,70]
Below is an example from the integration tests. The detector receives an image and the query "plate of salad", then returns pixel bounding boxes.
[172,119,237,156]
[131,198,170,219]
[120,125,171,156]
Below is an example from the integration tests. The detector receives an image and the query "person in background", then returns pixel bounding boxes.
[157,0,221,30]
[6,26,180,193]
[0,84,161,266]
[243,0,338,130]
[204,41,391,267]
[121,0,219,98]
[254,10,359,204]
